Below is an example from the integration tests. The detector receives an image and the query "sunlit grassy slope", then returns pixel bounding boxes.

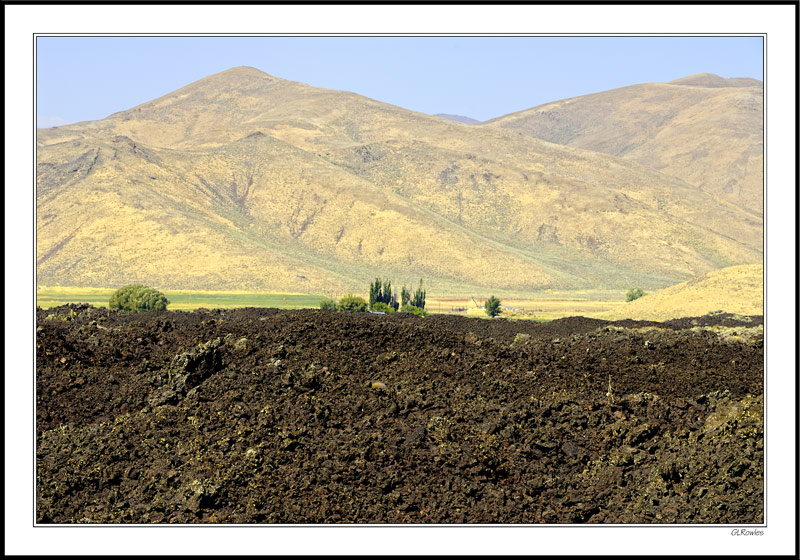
[599,264,763,321]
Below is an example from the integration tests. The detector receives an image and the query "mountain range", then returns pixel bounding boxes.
[36,67,763,295]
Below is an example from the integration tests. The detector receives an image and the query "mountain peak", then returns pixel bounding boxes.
[198,65,280,84]
[671,72,723,82]
[105,66,283,121]
[216,65,274,78]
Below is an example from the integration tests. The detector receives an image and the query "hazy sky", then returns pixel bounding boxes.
[36,36,763,127]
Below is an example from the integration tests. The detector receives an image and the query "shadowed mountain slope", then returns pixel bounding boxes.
[484,74,763,214]
[434,113,481,124]
[37,67,762,294]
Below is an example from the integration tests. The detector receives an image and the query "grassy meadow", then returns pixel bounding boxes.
[36,286,330,311]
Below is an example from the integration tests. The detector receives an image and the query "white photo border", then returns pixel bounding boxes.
[5,3,797,556]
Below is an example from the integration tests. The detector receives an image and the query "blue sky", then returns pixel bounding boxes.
[36,36,763,127]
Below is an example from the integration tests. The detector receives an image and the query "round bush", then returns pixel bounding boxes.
[400,303,428,317]
[626,288,646,302]
[338,294,368,312]
[319,299,338,311]
[109,284,170,312]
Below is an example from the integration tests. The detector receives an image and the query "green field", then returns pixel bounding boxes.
[36,286,331,311]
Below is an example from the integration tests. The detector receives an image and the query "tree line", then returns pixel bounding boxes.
[321,278,428,316]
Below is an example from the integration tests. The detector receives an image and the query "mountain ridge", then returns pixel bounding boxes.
[483,75,763,213]
[36,68,763,294]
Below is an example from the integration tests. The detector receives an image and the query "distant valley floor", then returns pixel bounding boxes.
[36,286,633,320]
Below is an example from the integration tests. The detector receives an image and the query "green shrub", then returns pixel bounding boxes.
[370,302,395,313]
[485,295,502,318]
[319,299,338,311]
[109,284,170,312]
[400,303,428,317]
[338,294,368,312]
[626,288,646,302]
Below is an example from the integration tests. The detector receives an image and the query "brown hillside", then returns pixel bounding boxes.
[37,67,762,293]
[484,74,763,214]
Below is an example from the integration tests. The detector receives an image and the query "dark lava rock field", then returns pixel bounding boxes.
[36,304,763,524]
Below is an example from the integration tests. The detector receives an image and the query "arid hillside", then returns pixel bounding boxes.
[601,264,763,321]
[484,73,763,214]
[37,67,762,293]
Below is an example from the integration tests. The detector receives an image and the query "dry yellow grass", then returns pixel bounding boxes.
[599,264,763,321]
[427,296,624,320]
